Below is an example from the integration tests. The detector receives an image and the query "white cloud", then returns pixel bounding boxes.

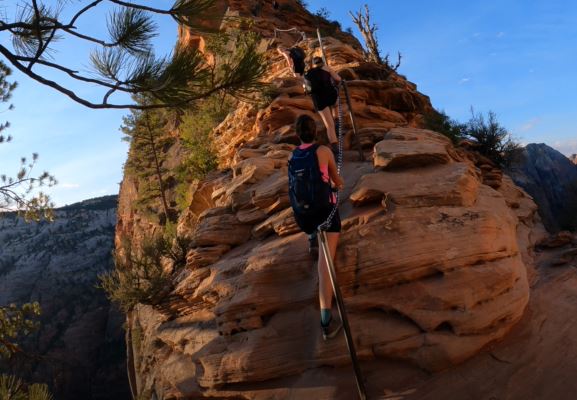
[519,118,541,132]
[459,77,471,84]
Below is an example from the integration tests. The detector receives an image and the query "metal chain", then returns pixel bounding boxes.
[318,82,344,231]
[274,28,307,47]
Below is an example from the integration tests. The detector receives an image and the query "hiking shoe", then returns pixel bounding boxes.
[321,317,343,340]
[308,233,318,257]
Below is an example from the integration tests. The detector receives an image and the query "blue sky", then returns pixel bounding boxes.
[0,0,576,207]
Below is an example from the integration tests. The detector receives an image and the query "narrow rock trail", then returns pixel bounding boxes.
[394,248,577,400]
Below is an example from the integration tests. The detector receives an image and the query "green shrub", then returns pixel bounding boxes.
[0,375,52,400]
[315,7,331,20]
[178,98,226,181]
[122,106,176,222]
[98,234,189,313]
[464,109,521,167]
[0,302,41,359]
[425,108,520,167]
[423,109,465,144]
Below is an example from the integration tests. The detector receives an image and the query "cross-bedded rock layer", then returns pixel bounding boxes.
[115,1,546,398]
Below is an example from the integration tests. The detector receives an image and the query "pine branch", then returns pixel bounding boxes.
[0,0,266,109]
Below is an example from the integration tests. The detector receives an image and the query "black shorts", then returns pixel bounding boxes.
[293,61,305,75]
[293,207,341,235]
[311,88,338,111]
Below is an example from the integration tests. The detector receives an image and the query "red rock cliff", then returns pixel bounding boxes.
[115,1,546,398]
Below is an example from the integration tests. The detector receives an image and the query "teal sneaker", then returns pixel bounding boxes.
[321,316,343,341]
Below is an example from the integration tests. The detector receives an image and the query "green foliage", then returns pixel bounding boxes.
[180,96,232,178]
[0,374,52,400]
[98,233,190,313]
[424,109,465,144]
[205,29,268,102]
[121,27,267,215]
[464,109,521,167]
[0,62,55,220]
[425,108,521,167]
[2,0,269,108]
[315,7,331,20]
[0,302,41,359]
[122,104,175,221]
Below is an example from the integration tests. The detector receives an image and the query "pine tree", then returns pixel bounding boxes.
[122,105,174,222]
[0,0,267,109]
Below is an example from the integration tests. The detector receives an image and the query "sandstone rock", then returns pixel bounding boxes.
[236,207,269,224]
[374,128,452,170]
[233,157,276,182]
[186,245,231,268]
[537,231,574,249]
[349,187,387,207]
[552,248,577,266]
[252,207,299,238]
[355,126,396,149]
[192,213,252,247]
[251,171,289,211]
[351,162,479,208]
[115,3,548,398]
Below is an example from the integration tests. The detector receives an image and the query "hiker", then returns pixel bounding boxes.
[288,114,345,340]
[304,56,342,152]
[277,46,306,78]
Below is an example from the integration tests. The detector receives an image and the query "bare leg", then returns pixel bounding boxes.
[318,107,337,144]
[318,232,340,310]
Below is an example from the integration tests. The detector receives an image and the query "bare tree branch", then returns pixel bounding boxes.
[349,4,382,64]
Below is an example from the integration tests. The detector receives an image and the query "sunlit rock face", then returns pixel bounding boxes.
[0,196,128,400]
[116,1,546,398]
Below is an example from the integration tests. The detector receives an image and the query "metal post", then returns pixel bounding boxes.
[341,80,365,161]
[317,28,327,65]
[318,229,367,400]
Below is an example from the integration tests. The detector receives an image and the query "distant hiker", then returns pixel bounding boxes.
[288,114,345,340]
[304,56,342,152]
[277,45,306,78]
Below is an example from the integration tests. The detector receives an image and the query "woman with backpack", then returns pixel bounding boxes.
[288,114,344,340]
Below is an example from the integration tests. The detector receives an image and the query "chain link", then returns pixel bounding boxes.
[318,81,344,231]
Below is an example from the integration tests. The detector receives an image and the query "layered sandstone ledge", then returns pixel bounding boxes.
[115,1,546,398]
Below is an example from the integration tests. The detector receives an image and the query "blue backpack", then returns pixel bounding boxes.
[288,144,332,221]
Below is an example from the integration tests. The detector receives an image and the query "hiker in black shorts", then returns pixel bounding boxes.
[277,46,306,77]
[305,56,342,152]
